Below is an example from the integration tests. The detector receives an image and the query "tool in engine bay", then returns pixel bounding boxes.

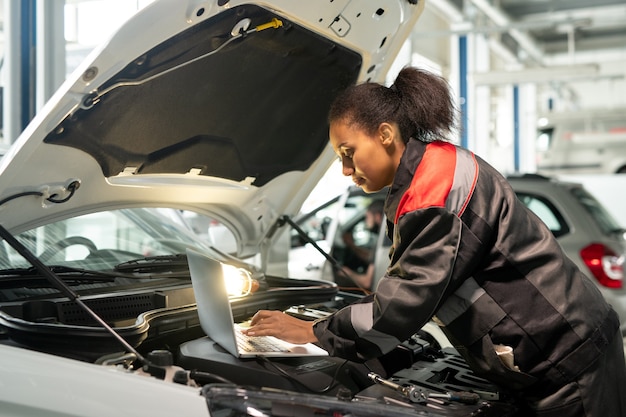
[367,372,481,405]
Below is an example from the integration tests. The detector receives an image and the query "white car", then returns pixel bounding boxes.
[2,1,495,417]
[286,186,390,289]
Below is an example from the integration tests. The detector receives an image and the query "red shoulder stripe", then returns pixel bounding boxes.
[395,142,456,223]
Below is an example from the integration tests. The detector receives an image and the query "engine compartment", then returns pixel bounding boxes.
[34,293,519,417]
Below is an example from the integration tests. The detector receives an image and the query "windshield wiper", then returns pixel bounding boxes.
[115,254,191,273]
[0,271,115,290]
[0,263,189,289]
[0,265,132,289]
[1,265,118,278]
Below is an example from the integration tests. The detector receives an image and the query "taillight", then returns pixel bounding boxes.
[579,243,624,289]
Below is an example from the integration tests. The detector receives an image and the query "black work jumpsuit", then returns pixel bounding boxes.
[313,139,626,416]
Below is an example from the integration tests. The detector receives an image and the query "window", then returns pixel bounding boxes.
[291,198,341,247]
[516,193,570,238]
[0,208,209,269]
[570,187,623,236]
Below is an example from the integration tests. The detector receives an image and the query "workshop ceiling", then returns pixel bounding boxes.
[447,0,626,65]
[0,1,624,78]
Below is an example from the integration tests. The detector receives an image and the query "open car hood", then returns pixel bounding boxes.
[0,0,423,258]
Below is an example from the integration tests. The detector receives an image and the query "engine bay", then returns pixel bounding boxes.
[64,295,520,417]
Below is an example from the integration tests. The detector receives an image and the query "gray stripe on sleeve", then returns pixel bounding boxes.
[434,277,485,325]
[350,302,402,352]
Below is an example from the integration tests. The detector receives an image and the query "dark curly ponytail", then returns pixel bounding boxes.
[328,67,457,143]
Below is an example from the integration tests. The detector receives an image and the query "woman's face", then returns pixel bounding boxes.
[329,120,405,193]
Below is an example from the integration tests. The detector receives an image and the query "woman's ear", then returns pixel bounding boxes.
[378,122,399,147]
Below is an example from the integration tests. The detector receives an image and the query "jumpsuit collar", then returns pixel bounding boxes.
[385,139,428,223]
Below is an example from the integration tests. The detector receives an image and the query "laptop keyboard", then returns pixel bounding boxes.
[235,327,289,353]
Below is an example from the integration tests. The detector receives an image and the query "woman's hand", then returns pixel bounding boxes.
[242,310,318,345]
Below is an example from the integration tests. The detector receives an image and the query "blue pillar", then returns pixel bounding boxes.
[459,36,468,149]
[20,0,37,131]
[513,85,520,173]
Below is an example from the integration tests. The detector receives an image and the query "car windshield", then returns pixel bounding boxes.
[569,186,624,235]
[0,208,223,288]
[0,208,214,272]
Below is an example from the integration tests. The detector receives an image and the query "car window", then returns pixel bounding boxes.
[516,193,570,238]
[0,208,211,270]
[350,217,373,247]
[569,187,623,235]
[291,198,341,247]
[340,194,381,246]
[332,194,383,264]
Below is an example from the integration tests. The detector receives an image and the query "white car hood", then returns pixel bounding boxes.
[0,0,423,258]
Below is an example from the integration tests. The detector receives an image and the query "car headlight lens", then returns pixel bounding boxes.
[221,264,256,296]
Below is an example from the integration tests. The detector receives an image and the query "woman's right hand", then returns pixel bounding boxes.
[242,310,318,345]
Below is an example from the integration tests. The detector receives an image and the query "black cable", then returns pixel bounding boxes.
[46,180,80,203]
[0,180,80,207]
[255,356,350,394]
[189,369,234,385]
[0,191,45,207]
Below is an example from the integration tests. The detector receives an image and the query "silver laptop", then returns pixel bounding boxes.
[186,248,328,358]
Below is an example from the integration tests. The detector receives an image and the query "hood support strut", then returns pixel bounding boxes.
[278,215,369,294]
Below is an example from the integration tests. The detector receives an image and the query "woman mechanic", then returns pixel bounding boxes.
[243,66,626,416]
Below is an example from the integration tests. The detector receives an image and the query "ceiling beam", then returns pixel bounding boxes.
[471,64,601,85]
